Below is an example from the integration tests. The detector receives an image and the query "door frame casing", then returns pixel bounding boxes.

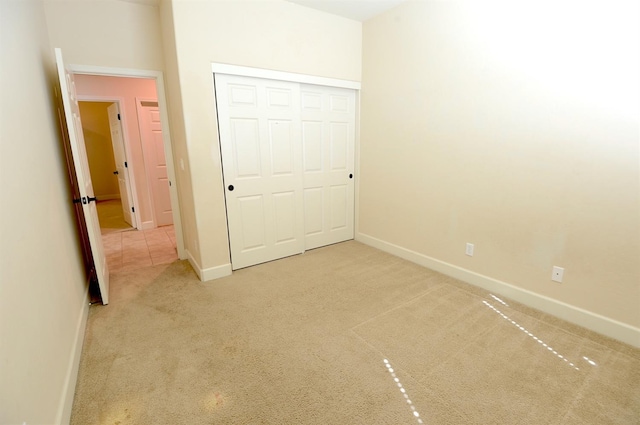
[211,63,361,90]
[70,64,185,260]
[76,96,141,230]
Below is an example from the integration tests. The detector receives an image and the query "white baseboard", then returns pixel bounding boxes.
[201,263,232,281]
[356,232,640,348]
[140,221,154,230]
[56,287,90,424]
[186,249,232,282]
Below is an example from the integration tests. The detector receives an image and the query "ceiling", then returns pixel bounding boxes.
[286,0,407,22]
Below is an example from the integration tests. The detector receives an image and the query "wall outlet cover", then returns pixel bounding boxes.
[552,266,564,283]
[465,243,474,256]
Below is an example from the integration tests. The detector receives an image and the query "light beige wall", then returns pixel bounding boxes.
[170,0,362,269]
[0,0,88,422]
[79,101,119,198]
[74,75,158,226]
[159,0,196,262]
[360,2,639,328]
[43,0,164,70]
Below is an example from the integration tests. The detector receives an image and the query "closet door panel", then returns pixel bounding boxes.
[216,74,304,270]
[301,84,355,250]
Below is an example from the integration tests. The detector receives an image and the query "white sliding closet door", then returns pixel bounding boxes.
[301,85,355,250]
[216,73,356,270]
[216,74,305,270]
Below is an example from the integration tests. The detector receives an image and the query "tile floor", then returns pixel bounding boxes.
[96,199,134,234]
[102,226,178,273]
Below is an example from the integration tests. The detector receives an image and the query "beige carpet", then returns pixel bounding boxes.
[70,241,640,424]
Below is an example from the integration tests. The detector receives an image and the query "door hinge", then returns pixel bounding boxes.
[169,181,172,187]
[131,206,135,213]
[117,113,121,120]
[124,161,128,168]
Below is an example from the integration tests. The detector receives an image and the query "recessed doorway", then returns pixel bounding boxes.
[73,72,183,274]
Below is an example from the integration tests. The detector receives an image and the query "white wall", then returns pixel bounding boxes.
[0,0,89,423]
[360,1,639,336]
[75,75,159,228]
[167,0,362,272]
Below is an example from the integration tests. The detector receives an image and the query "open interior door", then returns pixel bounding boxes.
[55,48,110,304]
[107,102,136,228]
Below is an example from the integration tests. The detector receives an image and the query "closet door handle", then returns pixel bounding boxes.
[228,185,234,191]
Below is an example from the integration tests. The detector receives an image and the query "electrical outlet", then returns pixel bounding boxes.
[552,266,564,283]
[465,243,474,256]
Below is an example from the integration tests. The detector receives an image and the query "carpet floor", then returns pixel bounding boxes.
[70,241,640,424]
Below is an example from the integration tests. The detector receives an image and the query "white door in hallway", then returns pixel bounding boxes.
[300,85,355,250]
[138,101,173,227]
[55,48,110,304]
[107,102,136,228]
[215,74,305,270]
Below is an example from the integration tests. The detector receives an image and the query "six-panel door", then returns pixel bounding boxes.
[55,48,110,304]
[300,84,355,250]
[216,74,306,270]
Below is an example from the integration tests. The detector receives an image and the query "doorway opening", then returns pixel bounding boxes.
[78,100,134,235]
[71,68,185,274]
